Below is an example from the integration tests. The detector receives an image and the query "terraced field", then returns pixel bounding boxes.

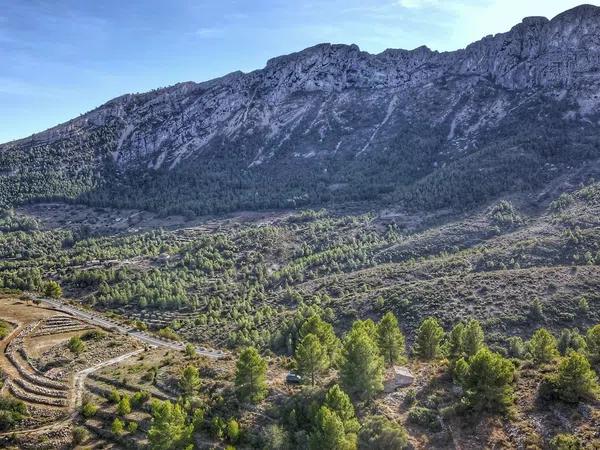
[0,297,141,449]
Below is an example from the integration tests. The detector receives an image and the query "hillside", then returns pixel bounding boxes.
[3,5,600,215]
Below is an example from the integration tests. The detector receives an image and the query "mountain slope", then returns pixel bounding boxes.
[3,5,600,215]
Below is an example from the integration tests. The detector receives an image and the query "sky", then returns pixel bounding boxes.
[0,0,596,143]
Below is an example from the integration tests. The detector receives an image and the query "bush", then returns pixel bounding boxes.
[407,406,441,432]
[226,418,240,443]
[68,336,85,355]
[549,433,581,450]
[111,417,125,436]
[0,397,28,431]
[358,415,409,449]
[127,421,138,433]
[81,329,105,341]
[72,426,89,445]
[108,388,121,404]
[260,424,289,450]
[81,400,98,418]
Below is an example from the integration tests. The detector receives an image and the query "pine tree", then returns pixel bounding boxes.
[309,406,357,450]
[460,348,515,412]
[44,280,62,298]
[323,385,359,434]
[148,400,193,450]
[117,395,131,416]
[414,317,444,360]
[447,322,465,361]
[529,328,558,364]
[463,319,485,357]
[340,324,384,401]
[235,347,268,403]
[111,417,124,436]
[587,324,600,363]
[299,315,341,364]
[295,333,329,385]
[179,365,201,397]
[554,352,598,403]
[377,312,406,367]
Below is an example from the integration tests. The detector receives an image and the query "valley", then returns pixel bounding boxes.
[0,179,599,448]
[1,3,600,449]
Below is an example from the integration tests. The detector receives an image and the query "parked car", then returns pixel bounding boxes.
[286,372,302,384]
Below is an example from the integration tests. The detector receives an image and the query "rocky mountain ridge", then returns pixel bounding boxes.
[2,4,600,215]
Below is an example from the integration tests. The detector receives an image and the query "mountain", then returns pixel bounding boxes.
[3,4,600,215]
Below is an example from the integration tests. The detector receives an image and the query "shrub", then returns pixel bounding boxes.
[108,388,121,404]
[0,397,28,431]
[226,418,240,443]
[72,426,89,445]
[111,417,125,436]
[358,415,409,449]
[407,406,441,432]
[117,395,132,416]
[68,336,85,355]
[549,433,581,450]
[81,400,98,418]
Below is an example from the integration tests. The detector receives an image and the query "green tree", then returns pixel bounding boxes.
[81,400,98,418]
[358,415,409,450]
[506,336,526,359]
[68,336,85,355]
[192,407,205,431]
[179,365,201,397]
[309,406,357,450]
[299,315,341,364]
[148,400,193,450]
[184,343,196,358]
[44,280,62,298]
[235,347,268,403]
[295,333,329,385]
[108,388,121,404]
[340,324,384,401]
[447,322,465,361]
[586,324,600,364]
[463,319,485,357]
[529,328,558,364]
[323,384,359,434]
[377,312,406,367]
[553,352,598,403]
[117,395,132,416]
[226,418,240,443]
[530,298,545,321]
[459,348,515,412]
[414,317,444,360]
[261,424,290,450]
[111,417,125,436]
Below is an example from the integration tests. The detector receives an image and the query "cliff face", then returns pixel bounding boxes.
[3,5,600,213]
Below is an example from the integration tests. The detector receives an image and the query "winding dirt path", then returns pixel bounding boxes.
[71,348,144,409]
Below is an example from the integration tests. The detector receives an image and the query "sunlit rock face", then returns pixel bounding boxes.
[3,5,600,206]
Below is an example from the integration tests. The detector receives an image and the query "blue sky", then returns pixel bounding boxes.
[0,0,595,143]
